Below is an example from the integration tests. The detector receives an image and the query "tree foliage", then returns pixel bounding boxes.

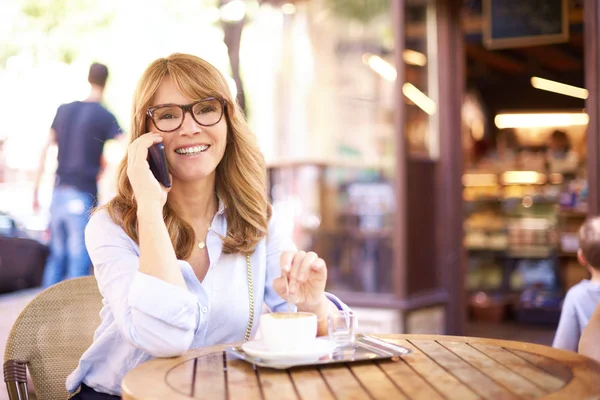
[1,0,115,68]
[326,0,389,24]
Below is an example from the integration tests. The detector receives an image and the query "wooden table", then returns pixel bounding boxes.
[121,334,600,399]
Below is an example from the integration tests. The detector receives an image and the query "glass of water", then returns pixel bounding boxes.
[327,310,357,347]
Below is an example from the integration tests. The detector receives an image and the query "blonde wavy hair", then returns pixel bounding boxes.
[103,53,270,258]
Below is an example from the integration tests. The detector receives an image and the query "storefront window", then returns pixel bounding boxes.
[266,0,396,293]
[405,0,439,159]
[462,0,588,327]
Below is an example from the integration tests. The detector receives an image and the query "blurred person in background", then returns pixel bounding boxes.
[497,128,521,168]
[546,129,579,174]
[66,53,348,399]
[33,62,122,288]
[552,217,600,351]
[476,128,521,169]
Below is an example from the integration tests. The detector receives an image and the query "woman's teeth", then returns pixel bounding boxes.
[175,145,209,155]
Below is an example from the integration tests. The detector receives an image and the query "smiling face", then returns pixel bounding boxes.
[148,75,228,184]
[116,53,270,258]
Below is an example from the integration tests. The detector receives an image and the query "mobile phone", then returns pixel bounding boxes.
[148,142,172,188]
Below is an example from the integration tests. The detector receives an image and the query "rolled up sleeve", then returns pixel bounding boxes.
[325,293,350,311]
[86,211,203,358]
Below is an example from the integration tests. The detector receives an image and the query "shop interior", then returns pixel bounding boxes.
[461,1,587,330]
[264,0,589,338]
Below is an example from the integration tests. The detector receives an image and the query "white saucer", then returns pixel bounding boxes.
[241,338,337,362]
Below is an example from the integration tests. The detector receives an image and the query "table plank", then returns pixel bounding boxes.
[471,343,566,393]
[319,364,371,399]
[225,354,262,400]
[257,367,298,400]
[440,341,545,399]
[164,359,195,396]
[349,362,409,400]
[508,349,573,384]
[376,359,445,400]
[393,339,480,400]
[412,340,519,400]
[192,352,227,399]
[289,368,335,400]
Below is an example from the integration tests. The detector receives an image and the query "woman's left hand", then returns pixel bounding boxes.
[273,251,328,312]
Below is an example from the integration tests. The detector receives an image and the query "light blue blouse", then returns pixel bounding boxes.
[66,205,347,395]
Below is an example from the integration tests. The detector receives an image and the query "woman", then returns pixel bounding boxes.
[67,53,347,398]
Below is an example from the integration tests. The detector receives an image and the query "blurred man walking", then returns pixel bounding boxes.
[33,62,122,287]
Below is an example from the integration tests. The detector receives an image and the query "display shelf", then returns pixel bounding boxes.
[464,171,587,326]
[506,248,555,259]
[558,209,588,218]
[466,248,507,254]
[558,252,578,257]
[513,305,562,326]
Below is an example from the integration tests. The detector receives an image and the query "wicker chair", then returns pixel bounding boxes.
[3,276,103,400]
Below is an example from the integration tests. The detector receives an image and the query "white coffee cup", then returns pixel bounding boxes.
[259,312,317,351]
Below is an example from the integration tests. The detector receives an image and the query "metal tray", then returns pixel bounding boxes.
[226,334,411,369]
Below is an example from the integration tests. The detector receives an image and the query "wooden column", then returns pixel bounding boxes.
[392,0,408,301]
[585,0,600,216]
[435,0,466,335]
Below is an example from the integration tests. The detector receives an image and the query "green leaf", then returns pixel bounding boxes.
[326,0,389,24]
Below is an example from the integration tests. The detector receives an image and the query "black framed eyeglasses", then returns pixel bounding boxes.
[146,97,225,132]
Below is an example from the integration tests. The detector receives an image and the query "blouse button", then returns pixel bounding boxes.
[201,306,208,313]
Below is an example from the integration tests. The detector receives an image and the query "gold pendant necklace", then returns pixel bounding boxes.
[198,224,211,250]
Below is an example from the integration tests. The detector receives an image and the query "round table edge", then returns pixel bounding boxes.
[121,334,600,399]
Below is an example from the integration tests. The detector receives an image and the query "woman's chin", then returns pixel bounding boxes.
[171,170,215,183]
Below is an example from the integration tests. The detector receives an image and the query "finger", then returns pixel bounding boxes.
[135,133,162,158]
[128,133,162,168]
[309,258,327,281]
[279,251,296,276]
[297,251,319,283]
[311,257,326,270]
[288,251,307,294]
[272,276,288,298]
[140,131,163,144]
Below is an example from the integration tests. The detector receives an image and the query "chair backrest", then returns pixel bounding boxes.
[4,276,103,400]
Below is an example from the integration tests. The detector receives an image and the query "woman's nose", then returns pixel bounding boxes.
[179,111,202,135]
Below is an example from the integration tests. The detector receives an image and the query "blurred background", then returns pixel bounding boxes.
[1,0,597,348]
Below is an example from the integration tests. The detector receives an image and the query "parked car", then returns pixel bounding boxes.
[0,211,49,293]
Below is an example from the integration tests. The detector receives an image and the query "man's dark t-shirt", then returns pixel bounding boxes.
[51,101,121,200]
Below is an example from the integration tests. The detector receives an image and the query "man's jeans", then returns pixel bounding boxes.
[42,186,94,288]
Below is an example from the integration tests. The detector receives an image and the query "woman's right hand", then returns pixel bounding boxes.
[127,133,170,211]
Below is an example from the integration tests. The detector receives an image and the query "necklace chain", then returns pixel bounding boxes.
[244,254,254,342]
[197,224,211,250]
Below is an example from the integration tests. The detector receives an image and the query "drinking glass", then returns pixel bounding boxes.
[327,310,357,347]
